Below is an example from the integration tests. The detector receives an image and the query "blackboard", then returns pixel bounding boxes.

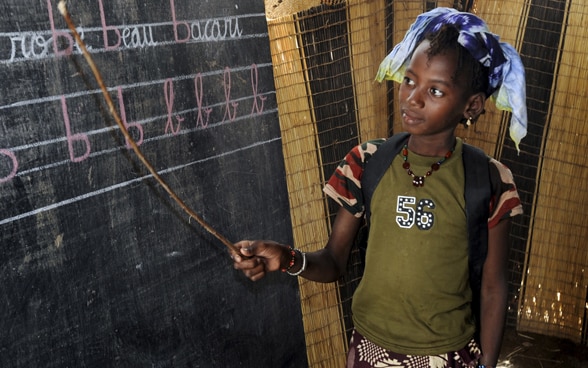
[0,1,306,367]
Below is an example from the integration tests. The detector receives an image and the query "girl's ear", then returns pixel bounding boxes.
[464,92,486,121]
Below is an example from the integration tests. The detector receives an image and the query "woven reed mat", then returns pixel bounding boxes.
[265,0,345,19]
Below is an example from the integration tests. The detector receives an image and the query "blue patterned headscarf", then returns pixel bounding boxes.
[376,7,527,152]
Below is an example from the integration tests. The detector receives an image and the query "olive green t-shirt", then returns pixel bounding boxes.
[351,139,476,355]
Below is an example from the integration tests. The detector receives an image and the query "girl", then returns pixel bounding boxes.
[233,7,526,368]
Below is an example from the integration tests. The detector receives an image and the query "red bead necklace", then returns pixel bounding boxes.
[401,144,455,187]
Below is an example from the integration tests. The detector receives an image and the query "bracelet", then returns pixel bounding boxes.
[281,246,296,273]
[287,250,306,276]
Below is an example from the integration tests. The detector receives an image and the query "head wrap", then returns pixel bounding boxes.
[376,7,527,152]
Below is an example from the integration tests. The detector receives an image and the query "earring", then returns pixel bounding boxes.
[466,116,473,127]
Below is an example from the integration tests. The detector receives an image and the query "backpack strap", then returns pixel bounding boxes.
[462,143,491,336]
[362,132,410,226]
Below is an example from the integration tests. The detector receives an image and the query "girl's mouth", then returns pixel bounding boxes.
[402,110,422,125]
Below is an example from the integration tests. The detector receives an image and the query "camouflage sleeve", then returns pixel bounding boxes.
[488,158,524,229]
[323,139,385,218]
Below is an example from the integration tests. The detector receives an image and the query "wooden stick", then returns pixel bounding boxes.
[57,1,239,256]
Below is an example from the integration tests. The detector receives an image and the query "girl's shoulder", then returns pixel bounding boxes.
[488,157,516,179]
[355,138,387,164]
[487,157,523,225]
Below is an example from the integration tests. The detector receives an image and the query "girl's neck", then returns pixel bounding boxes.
[407,134,457,157]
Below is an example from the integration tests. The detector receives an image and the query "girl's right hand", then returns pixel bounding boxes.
[232,240,291,281]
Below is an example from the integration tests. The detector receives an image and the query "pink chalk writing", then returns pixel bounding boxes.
[99,0,157,49]
[47,0,73,57]
[194,73,213,128]
[2,1,254,63]
[2,23,272,184]
[98,0,122,50]
[0,1,278,229]
[62,96,91,163]
[164,79,184,135]
[190,17,243,41]
[6,0,79,62]
[170,0,190,43]
[1,65,274,187]
[170,0,243,43]
[0,149,18,184]
[250,64,267,115]
[117,87,144,148]
[222,67,238,123]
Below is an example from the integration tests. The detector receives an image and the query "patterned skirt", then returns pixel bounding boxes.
[346,329,481,368]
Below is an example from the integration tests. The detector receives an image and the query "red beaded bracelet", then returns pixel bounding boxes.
[281,246,296,273]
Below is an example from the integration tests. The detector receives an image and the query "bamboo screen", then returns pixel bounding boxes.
[264,0,588,366]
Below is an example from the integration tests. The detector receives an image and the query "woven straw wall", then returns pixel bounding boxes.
[511,0,588,343]
[265,0,588,366]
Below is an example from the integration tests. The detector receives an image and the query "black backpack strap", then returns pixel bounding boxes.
[462,143,491,337]
[362,132,410,225]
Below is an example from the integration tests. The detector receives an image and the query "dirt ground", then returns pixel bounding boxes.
[498,327,588,367]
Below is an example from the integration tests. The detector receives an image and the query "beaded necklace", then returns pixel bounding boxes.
[401,143,455,187]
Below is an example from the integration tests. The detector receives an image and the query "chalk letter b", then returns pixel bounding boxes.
[99,0,121,50]
[170,0,190,42]
[117,87,144,148]
[61,96,91,163]
[47,0,73,56]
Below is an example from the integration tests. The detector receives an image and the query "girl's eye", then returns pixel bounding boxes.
[430,88,444,97]
[403,77,415,86]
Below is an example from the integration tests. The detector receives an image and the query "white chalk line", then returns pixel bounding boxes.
[0,135,282,226]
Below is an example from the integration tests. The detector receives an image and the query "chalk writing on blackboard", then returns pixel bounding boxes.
[1,1,275,225]
[1,65,273,182]
[4,0,254,64]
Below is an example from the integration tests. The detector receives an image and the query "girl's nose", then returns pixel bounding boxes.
[407,88,424,107]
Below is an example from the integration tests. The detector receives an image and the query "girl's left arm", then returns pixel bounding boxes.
[478,218,511,367]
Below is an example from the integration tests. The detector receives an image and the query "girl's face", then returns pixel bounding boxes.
[399,40,474,138]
